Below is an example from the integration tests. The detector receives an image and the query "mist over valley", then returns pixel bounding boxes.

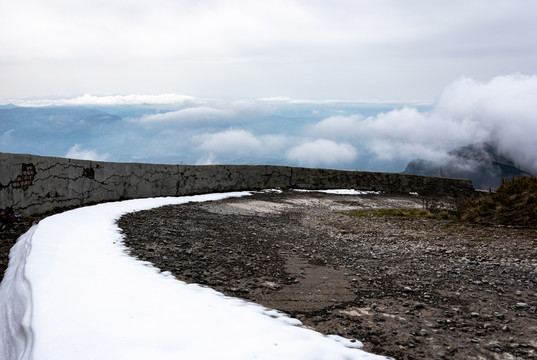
[1,75,536,189]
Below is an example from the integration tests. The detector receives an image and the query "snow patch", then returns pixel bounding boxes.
[294,189,382,195]
[0,192,390,360]
[0,226,36,360]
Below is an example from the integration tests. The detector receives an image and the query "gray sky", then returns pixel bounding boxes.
[1,0,537,102]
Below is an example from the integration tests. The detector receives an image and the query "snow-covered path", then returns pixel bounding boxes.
[0,192,389,360]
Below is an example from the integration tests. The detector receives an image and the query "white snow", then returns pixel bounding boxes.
[294,189,382,195]
[0,192,390,360]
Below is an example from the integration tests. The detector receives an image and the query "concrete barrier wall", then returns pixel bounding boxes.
[1,152,475,215]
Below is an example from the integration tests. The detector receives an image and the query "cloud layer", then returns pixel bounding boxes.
[2,74,537,174]
[187,74,537,172]
[335,75,537,171]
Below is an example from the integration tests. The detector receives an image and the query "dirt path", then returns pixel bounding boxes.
[118,191,537,360]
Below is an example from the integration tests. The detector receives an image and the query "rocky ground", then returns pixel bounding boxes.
[118,190,537,360]
[2,190,536,359]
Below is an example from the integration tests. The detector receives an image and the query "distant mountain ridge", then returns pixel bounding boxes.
[0,106,121,128]
[0,104,19,110]
[404,143,532,190]
[0,105,123,156]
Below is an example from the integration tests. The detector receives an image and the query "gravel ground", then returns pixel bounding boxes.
[2,191,536,359]
[119,191,537,360]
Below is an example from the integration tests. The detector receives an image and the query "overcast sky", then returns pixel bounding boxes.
[1,0,536,102]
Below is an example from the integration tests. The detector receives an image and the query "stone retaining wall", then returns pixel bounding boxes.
[1,152,475,215]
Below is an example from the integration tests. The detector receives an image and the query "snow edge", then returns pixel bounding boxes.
[0,226,36,360]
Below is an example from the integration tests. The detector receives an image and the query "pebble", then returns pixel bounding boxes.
[494,312,505,319]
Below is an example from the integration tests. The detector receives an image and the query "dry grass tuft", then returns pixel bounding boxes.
[458,176,537,227]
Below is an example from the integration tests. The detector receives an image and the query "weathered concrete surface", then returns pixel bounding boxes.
[1,152,474,215]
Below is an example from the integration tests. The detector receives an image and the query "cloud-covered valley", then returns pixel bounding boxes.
[1,74,536,177]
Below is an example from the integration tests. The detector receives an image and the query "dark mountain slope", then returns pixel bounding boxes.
[404,143,532,189]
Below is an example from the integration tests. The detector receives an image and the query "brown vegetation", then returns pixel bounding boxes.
[459,176,537,227]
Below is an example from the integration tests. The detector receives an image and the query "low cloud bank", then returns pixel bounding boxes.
[139,101,271,125]
[141,107,236,124]
[4,74,537,173]
[308,74,537,173]
[193,129,290,164]
[196,129,264,156]
[11,94,207,107]
[435,74,537,172]
[287,139,357,168]
[188,74,537,172]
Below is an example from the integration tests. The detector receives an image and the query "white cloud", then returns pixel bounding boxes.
[311,107,486,149]
[309,74,537,172]
[195,153,217,165]
[11,94,207,107]
[196,129,264,156]
[194,129,291,162]
[287,139,357,168]
[256,97,416,106]
[433,74,537,168]
[309,115,363,141]
[309,108,479,162]
[140,107,235,123]
[65,144,110,161]
[366,140,451,162]
[138,101,272,124]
